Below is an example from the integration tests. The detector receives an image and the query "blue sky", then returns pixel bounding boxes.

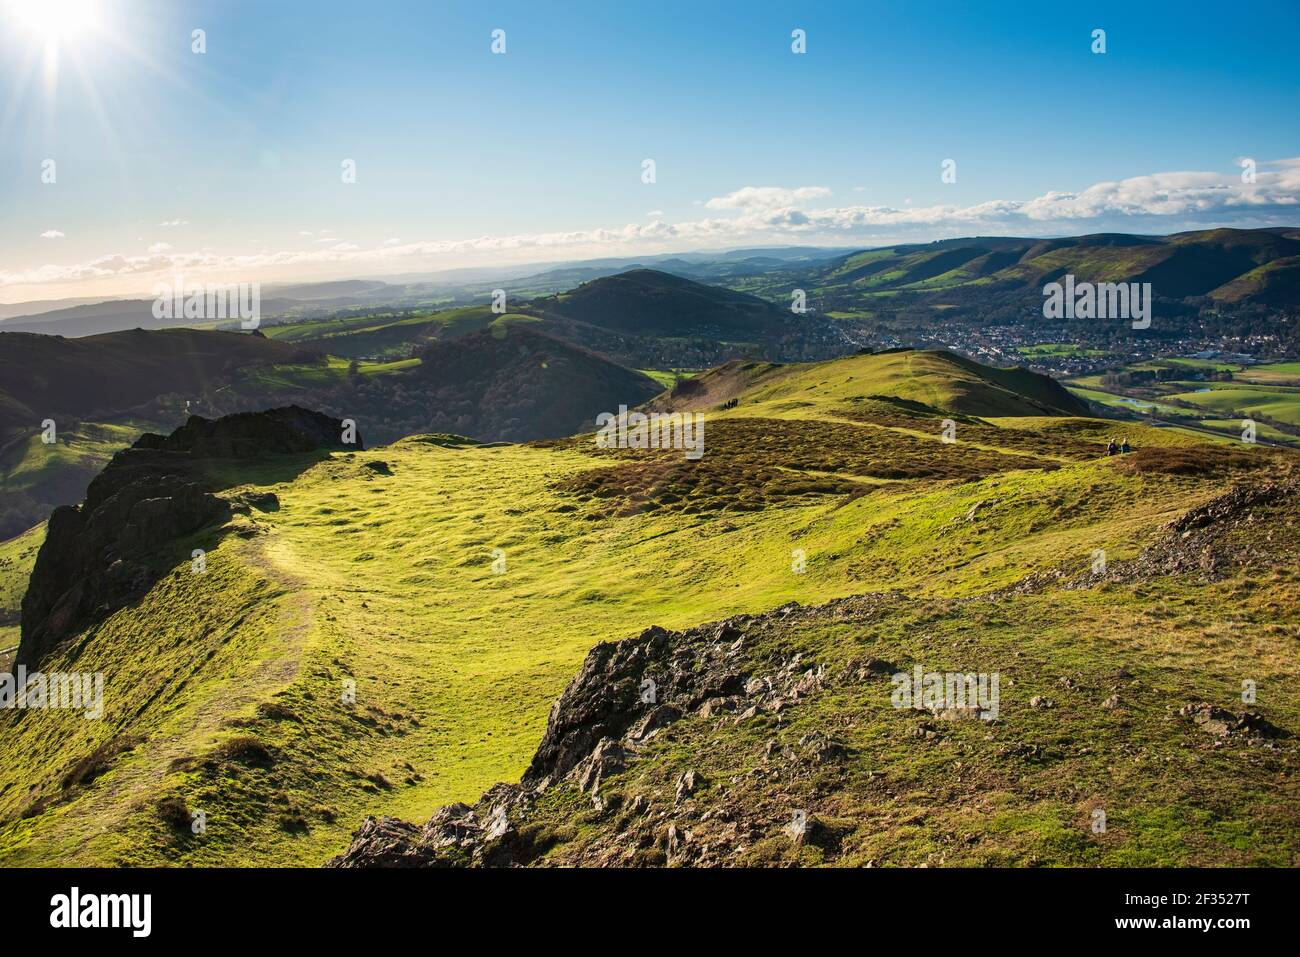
[1,0,1298,301]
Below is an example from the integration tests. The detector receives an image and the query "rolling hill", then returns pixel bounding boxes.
[644,349,1087,419]
[0,329,318,540]
[536,268,788,338]
[1,347,1294,867]
[214,325,665,444]
[809,228,1300,305]
[0,328,312,435]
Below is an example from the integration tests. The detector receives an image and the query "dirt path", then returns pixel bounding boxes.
[6,533,317,865]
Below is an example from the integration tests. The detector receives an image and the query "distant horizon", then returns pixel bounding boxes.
[5,222,1300,311]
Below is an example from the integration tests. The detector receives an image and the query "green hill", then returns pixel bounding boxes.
[0,328,313,437]
[0,329,317,540]
[1,348,1294,867]
[647,349,1087,419]
[812,228,1300,305]
[537,268,787,339]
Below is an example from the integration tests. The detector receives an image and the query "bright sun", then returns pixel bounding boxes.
[6,0,101,42]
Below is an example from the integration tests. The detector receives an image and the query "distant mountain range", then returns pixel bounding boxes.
[0,246,859,338]
[3,229,1294,345]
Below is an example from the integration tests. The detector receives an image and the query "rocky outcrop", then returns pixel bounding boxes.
[989,471,1300,599]
[328,595,900,868]
[16,406,358,670]
[133,405,358,459]
[1180,701,1287,741]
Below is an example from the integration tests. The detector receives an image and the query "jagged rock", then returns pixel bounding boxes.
[17,406,358,670]
[327,816,429,867]
[699,696,741,717]
[799,731,849,763]
[328,598,918,868]
[575,738,626,794]
[841,656,897,682]
[136,405,361,459]
[675,769,701,804]
[627,704,681,743]
[794,665,826,696]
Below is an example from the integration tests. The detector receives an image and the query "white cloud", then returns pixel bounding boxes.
[705,185,832,211]
[7,160,1300,294]
[156,219,189,227]
[147,242,172,253]
[40,229,65,239]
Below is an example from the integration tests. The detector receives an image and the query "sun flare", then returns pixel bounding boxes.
[5,0,101,43]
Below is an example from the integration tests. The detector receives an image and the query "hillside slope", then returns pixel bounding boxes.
[531,269,850,366]
[646,349,1086,419]
[0,329,318,540]
[1,351,1294,867]
[813,228,1300,304]
[217,325,665,443]
[335,468,1300,867]
[0,328,312,437]
[538,268,786,338]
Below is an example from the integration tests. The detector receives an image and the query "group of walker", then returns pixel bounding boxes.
[1105,436,1131,456]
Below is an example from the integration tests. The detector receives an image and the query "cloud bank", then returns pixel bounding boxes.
[4,159,1299,297]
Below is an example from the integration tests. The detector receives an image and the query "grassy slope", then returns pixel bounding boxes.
[0,350,1293,866]
[1161,387,1300,426]
[527,553,1299,867]
[0,524,42,660]
[2,421,153,488]
[261,306,527,358]
[812,229,1300,303]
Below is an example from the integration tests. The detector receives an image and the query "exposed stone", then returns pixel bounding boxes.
[575,738,626,794]
[675,769,701,804]
[17,406,356,670]
[1180,702,1286,740]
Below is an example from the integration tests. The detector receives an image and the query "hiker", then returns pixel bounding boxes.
[1120,437,1131,454]
[1106,438,1118,456]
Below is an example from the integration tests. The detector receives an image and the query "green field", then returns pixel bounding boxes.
[1066,358,1300,448]
[1163,387,1300,426]
[1017,344,1105,358]
[230,356,422,395]
[262,306,533,358]
[1240,361,1300,385]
